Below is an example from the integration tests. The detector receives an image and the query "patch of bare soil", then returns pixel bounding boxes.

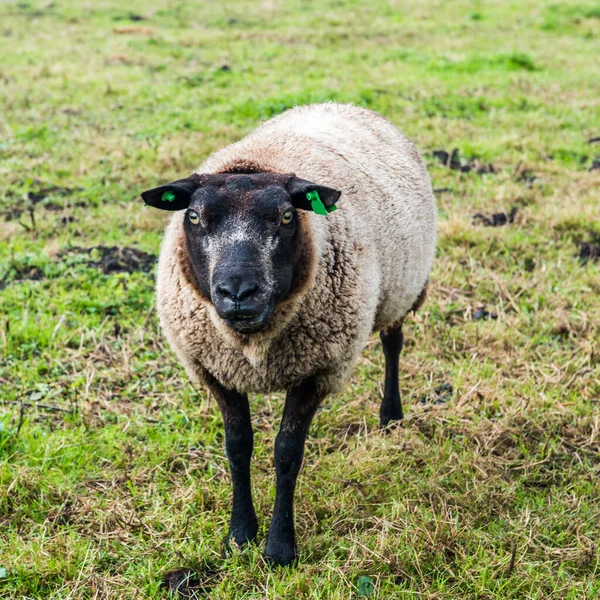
[443,304,499,326]
[432,149,496,175]
[1,246,156,289]
[575,241,600,264]
[113,12,146,21]
[472,207,517,227]
[515,168,542,186]
[3,181,82,221]
[0,264,45,290]
[59,246,156,274]
[1,264,45,286]
[162,567,221,599]
[417,383,453,405]
[472,307,498,321]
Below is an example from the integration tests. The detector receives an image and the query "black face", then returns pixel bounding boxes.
[142,172,341,334]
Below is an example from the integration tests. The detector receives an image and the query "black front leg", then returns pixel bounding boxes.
[264,377,323,567]
[207,377,258,550]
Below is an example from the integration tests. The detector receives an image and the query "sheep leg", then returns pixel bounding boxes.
[210,381,258,550]
[379,323,404,427]
[264,377,322,567]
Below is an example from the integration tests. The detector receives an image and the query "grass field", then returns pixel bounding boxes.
[1,0,599,598]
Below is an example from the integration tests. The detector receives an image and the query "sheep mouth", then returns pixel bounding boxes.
[224,307,273,334]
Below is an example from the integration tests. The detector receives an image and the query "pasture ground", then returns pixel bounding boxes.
[1,0,599,598]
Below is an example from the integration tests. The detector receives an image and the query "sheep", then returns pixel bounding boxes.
[141,103,436,566]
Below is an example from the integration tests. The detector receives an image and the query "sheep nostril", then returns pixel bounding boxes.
[236,282,258,301]
[216,283,237,300]
[216,280,259,302]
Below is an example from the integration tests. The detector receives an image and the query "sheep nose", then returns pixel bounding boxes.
[215,278,259,303]
[212,274,273,332]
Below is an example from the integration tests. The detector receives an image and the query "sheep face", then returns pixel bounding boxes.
[186,179,299,334]
[142,173,341,335]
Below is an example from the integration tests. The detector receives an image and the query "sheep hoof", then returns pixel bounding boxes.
[263,542,298,567]
[224,523,259,554]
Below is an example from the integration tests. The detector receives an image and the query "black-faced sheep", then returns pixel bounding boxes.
[141,103,436,566]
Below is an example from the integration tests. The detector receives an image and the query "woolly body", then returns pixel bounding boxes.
[156,103,436,395]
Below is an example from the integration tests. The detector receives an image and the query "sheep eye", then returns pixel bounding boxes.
[188,210,199,225]
[281,210,293,225]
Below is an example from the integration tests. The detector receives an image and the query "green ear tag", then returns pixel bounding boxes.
[306,190,329,216]
[161,190,176,203]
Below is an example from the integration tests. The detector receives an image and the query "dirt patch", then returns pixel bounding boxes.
[443,304,499,326]
[3,181,83,222]
[575,242,600,264]
[113,12,146,21]
[417,383,453,405]
[26,185,73,204]
[0,264,45,290]
[472,307,498,321]
[59,246,156,274]
[8,264,44,282]
[162,567,221,599]
[472,207,517,227]
[432,149,496,175]
[1,246,156,290]
[515,168,541,187]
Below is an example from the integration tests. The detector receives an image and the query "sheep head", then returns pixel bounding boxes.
[142,172,341,334]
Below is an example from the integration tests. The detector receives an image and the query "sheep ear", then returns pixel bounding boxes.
[286,177,341,215]
[141,175,201,211]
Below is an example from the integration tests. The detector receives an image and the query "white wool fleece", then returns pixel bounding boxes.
[155,103,436,396]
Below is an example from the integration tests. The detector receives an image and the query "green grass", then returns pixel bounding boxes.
[1,0,599,598]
